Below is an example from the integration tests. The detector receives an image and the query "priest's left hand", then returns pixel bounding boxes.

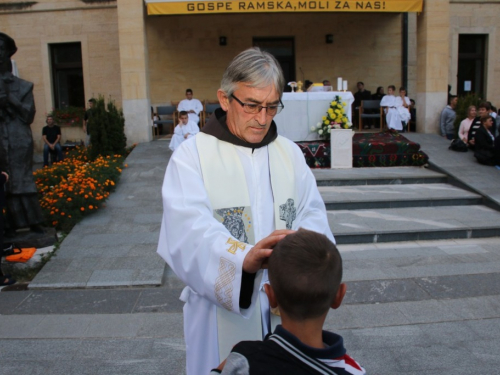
[242,229,295,274]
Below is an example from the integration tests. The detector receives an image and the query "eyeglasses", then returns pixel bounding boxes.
[231,94,284,116]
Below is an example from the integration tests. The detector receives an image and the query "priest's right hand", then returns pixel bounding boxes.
[242,229,295,274]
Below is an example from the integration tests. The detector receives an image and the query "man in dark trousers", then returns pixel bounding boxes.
[353,82,372,128]
[42,115,63,166]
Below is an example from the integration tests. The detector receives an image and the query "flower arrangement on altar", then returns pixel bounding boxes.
[311,95,352,139]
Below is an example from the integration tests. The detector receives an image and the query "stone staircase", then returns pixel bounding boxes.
[313,167,500,245]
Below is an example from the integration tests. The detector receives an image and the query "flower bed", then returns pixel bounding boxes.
[34,146,131,232]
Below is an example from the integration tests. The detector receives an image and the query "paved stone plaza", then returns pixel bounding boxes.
[1,134,500,374]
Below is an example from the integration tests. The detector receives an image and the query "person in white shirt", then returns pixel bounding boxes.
[157,47,333,375]
[177,88,203,124]
[380,85,400,130]
[168,111,199,151]
[395,87,411,131]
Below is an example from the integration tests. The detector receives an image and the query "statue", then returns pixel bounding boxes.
[0,32,46,239]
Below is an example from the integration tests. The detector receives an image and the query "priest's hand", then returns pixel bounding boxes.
[242,229,295,274]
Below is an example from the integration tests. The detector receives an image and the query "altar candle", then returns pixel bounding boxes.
[337,77,342,91]
[342,80,348,91]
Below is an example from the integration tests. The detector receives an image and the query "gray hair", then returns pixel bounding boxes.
[220,47,285,99]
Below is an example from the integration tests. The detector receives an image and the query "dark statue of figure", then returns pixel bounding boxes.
[0,32,45,236]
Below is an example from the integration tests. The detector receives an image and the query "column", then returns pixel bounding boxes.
[416,0,450,134]
[117,0,152,143]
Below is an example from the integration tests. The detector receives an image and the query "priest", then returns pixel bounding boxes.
[157,48,335,375]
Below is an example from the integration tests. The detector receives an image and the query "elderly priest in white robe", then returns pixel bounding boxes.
[157,48,335,375]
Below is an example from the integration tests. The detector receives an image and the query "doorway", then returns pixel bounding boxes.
[457,34,487,98]
[253,37,295,91]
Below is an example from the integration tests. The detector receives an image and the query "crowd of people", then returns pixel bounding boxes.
[441,98,500,168]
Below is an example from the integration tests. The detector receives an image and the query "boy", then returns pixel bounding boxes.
[211,228,366,375]
[169,110,199,151]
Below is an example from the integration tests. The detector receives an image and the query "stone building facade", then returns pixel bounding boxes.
[1,0,498,150]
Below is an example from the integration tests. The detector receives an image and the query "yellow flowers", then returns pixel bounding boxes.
[315,95,352,139]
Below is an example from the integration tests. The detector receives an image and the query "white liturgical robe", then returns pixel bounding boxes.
[380,94,402,130]
[157,133,334,375]
[169,120,199,151]
[177,98,203,124]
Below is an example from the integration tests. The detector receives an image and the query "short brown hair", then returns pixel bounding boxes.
[268,228,342,320]
[479,102,491,111]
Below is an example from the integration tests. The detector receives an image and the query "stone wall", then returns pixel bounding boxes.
[146,12,406,106]
[0,1,122,152]
[449,1,500,103]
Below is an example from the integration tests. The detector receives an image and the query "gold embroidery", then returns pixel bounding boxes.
[226,238,246,255]
[215,258,236,311]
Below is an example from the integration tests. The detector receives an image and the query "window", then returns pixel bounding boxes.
[457,34,487,98]
[253,38,295,90]
[50,42,85,109]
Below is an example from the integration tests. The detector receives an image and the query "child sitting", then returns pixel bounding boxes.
[169,110,199,151]
[211,228,366,375]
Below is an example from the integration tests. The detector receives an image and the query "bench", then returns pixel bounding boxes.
[155,105,176,134]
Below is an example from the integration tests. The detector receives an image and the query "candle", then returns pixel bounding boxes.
[342,80,347,91]
[337,77,342,91]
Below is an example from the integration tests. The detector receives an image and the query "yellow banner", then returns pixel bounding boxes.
[147,0,423,15]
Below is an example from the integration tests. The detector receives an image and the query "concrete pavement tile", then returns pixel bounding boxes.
[83,233,159,247]
[13,289,141,315]
[392,345,470,372]
[438,244,488,255]
[84,314,142,338]
[134,213,162,224]
[78,338,154,359]
[126,243,159,257]
[97,359,185,375]
[414,273,500,299]
[96,255,162,271]
[29,269,93,289]
[46,359,105,375]
[470,338,500,365]
[396,300,461,324]
[0,315,44,338]
[131,270,164,286]
[345,279,430,304]
[30,315,94,338]
[39,258,72,272]
[466,317,500,340]
[419,320,478,345]
[441,296,500,320]
[136,313,184,338]
[342,324,426,350]
[67,257,102,271]
[87,269,138,287]
[1,360,54,374]
[0,290,31,314]
[133,288,184,313]
[0,339,78,360]
[333,303,411,330]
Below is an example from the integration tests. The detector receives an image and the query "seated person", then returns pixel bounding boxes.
[473,115,496,166]
[468,102,489,149]
[353,82,372,128]
[42,115,64,167]
[458,105,477,144]
[371,86,385,100]
[169,111,199,151]
[380,85,402,131]
[212,228,366,375]
[395,87,411,132]
[177,88,203,124]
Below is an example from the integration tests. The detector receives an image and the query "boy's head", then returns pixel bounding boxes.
[266,228,345,321]
[179,110,189,124]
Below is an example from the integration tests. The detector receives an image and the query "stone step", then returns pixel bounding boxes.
[327,205,500,245]
[320,183,483,210]
[313,167,448,186]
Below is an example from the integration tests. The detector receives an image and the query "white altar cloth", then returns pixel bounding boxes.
[274,91,354,141]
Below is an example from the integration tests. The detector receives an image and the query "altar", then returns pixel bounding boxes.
[274,91,355,141]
